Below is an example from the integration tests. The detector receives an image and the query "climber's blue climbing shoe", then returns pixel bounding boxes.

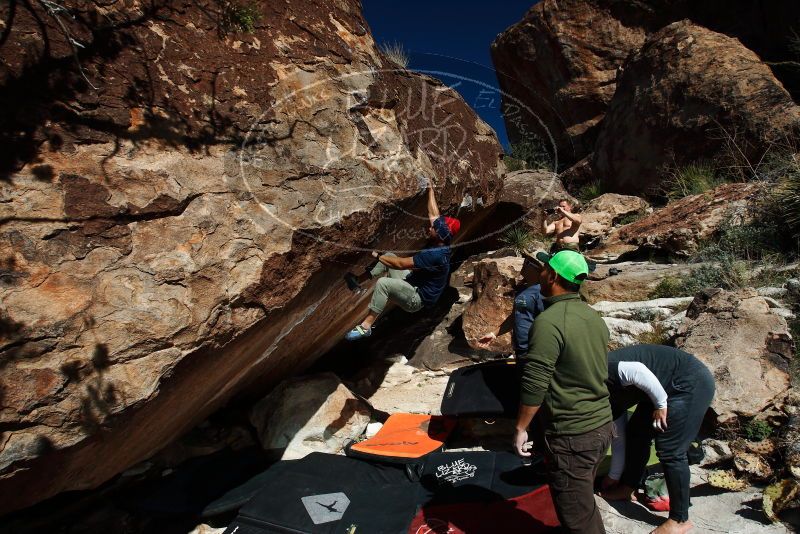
[345,325,372,341]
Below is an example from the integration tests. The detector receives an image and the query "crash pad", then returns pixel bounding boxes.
[223,450,559,534]
[346,413,456,463]
[439,360,519,417]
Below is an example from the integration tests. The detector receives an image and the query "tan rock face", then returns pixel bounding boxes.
[492,1,800,172]
[675,289,793,421]
[498,170,576,232]
[249,373,370,460]
[0,0,504,513]
[582,262,697,304]
[590,182,762,259]
[491,0,652,164]
[594,21,800,194]
[462,257,524,353]
[580,193,649,239]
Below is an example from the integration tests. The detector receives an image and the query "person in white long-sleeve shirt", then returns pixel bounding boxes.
[599,345,715,534]
[604,360,669,487]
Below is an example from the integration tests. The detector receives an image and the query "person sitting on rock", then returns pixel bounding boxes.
[543,198,581,253]
[343,182,460,341]
[475,250,544,358]
[599,344,716,534]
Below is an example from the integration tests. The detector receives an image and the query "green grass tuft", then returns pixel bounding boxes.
[504,137,554,172]
[664,162,722,200]
[222,2,260,33]
[636,322,672,346]
[577,180,604,204]
[742,419,773,441]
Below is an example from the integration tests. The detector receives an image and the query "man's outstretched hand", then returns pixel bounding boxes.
[513,428,532,457]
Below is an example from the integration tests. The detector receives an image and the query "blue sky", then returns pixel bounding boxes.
[362,0,536,148]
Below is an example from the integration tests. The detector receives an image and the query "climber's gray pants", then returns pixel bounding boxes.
[368,254,424,315]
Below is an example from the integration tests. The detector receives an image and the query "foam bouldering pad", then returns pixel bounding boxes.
[224,450,559,534]
[414,450,548,502]
[410,451,558,532]
[439,360,519,417]
[223,453,418,534]
[409,485,558,533]
[345,413,456,464]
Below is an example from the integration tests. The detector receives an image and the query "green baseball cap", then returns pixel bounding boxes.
[535,250,589,285]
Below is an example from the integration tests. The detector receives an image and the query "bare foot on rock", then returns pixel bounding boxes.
[651,519,693,534]
[598,483,637,502]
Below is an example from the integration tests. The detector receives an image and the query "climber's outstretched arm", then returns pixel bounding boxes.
[378,254,415,270]
[427,182,440,224]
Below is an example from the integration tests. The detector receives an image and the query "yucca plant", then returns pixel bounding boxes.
[779,156,800,238]
[380,42,409,68]
[577,180,604,203]
[501,226,535,256]
[664,162,721,200]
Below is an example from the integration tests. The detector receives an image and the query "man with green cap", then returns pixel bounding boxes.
[514,250,613,534]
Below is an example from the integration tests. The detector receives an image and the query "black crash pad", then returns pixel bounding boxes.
[439,360,519,417]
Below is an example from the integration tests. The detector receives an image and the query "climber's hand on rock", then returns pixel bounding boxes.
[418,175,430,191]
[477,332,496,348]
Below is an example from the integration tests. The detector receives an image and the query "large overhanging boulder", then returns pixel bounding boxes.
[0,0,504,513]
[594,21,800,194]
[675,288,794,422]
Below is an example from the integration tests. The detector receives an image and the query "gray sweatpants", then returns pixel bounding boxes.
[368,254,424,315]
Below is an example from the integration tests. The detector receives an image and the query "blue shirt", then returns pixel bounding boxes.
[406,246,451,306]
[513,284,544,355]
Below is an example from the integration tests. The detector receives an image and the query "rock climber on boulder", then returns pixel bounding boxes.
[344,181,460,341]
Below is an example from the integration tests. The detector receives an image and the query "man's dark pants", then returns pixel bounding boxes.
[543,420,613,534]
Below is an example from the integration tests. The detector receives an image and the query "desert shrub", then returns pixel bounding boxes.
[664,162,722,200]
[380,42,409,68]
[778,157,800,240]
[682,257,749,293]
[649,257,748,298]
[616,210,646,226]
[221,1,260,33]
[501,226,535,256]
[742,419,773,441]
[714,221,785,261]
[505,136,553,172]
[577,180,604,204]
[649,276,688,299]
[636,322,671,346]
[504,156,525,172]
[630,308,659,323]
